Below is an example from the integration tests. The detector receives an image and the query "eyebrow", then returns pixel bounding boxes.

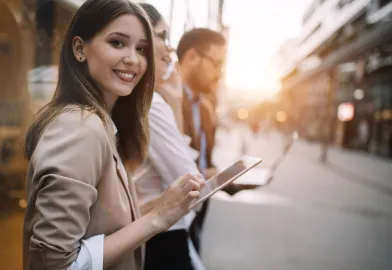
[155,29,168,34]
[110,32,148,44]
[110,32,130,38]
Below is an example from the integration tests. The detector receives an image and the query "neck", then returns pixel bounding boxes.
[103,93,118,114]
[180,70,199,94]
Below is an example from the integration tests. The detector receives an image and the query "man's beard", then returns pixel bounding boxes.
[207,78,220,92]
[190,72,219,94]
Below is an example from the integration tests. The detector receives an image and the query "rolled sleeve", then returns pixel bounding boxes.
[28,112,111,270]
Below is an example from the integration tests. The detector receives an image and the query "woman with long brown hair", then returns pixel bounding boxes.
[23,0,204,269]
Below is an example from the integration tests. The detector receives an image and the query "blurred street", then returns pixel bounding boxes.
[201,124,392,270]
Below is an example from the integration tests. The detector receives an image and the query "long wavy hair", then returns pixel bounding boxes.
[24,0,155,169]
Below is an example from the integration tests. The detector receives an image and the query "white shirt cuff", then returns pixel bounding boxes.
[67,234,104,270]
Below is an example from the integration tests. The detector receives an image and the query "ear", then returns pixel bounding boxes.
[72,36,86,62]
[183,48,200,66]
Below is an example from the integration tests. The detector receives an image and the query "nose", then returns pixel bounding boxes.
[123,48,139,66]
[167,45,175,53]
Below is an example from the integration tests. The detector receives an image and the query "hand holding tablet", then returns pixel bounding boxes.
[189,156,262,209]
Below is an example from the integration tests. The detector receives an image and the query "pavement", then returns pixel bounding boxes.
[200,125,392,270]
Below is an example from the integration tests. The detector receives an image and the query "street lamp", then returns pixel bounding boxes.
[353,88,364,100]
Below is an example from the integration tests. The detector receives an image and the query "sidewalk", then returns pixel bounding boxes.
[293,138,392,192]
[213,126,392,214]
[227,127,392,194]
[204,126,392,270]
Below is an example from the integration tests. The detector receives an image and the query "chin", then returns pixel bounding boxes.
[112,83,137,97]
[118,88,135,97]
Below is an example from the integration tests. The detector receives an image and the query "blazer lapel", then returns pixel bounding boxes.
[112,151,138,222]
[111,146,144,266]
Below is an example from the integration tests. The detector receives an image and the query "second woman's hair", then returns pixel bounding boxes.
[139,3,163,27]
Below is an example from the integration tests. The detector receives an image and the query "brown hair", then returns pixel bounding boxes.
[177,28,226,63]
[24,0,155,169]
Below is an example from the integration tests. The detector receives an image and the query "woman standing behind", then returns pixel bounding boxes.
[134,4,206,270]
[23,1,203,269]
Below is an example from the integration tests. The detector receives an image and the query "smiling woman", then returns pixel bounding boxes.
[22,0,205,270]
[71,15,150,112]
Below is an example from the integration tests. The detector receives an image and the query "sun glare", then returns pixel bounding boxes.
[143,0,310,98]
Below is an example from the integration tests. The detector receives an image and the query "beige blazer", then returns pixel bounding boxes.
[23,110,143,270]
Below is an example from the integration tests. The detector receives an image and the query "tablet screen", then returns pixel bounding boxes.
[189,156,262,209]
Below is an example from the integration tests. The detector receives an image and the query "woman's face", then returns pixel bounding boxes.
[153,19,171,86]
[75,14,149,109]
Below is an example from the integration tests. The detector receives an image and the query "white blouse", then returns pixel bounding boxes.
[133,93,204,230]
[133,93,208,270]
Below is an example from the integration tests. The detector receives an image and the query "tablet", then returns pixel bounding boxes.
[189,155,262,209]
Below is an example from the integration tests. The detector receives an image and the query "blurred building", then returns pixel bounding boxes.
[269,38,300,81]
[0,0,82,198]
[277,0,392,158]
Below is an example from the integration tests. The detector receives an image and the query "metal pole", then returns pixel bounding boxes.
[218,0,224,30]
[208,0,211,28]
[169,0,174,42]
[184,0,191,31]
[320,72,336,163]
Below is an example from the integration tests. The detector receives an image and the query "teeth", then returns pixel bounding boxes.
[116,71,135,79]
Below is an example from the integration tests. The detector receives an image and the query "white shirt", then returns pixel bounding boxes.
[133,93,203,230]
[134,93,207,270]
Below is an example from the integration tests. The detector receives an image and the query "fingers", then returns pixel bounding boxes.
[176,173,193,188]
[183,190,201,207]
[187,190,200,200]
[187,179,201,191]
[180,173,205,191]
[194,174,206,188]
[170,173,205,209]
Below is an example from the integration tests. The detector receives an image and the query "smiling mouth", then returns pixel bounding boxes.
[113,70,136,82]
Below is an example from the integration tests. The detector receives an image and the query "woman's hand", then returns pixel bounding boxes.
[156,61,185,132]
[157,62,183,109]
[149,173,205,232]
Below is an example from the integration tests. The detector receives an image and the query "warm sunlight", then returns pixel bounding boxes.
[143,0,311,99]
[222,0,310,98]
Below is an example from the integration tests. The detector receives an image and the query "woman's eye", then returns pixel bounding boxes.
[137,46,147,54]
[156,31,168,41]
[110,40,125,48]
